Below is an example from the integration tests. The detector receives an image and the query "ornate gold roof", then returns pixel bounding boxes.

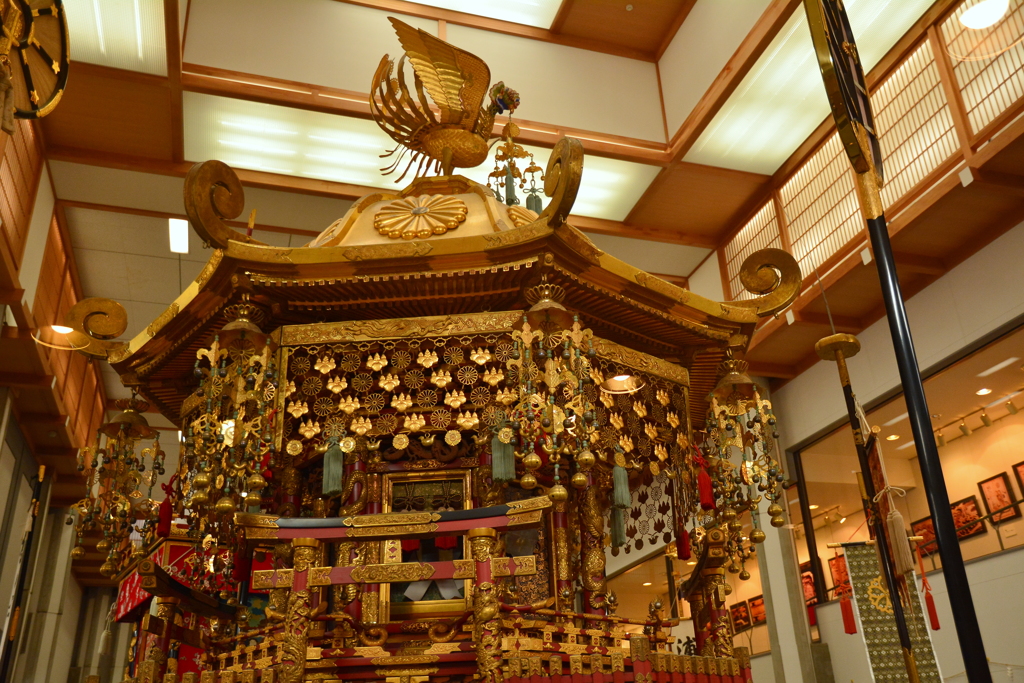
[91,140,799,427]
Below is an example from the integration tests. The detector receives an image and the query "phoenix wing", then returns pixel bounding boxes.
[388,17,491,127]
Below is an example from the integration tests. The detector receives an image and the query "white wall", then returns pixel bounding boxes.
[688,253,725,301]
[817,546,1024,679]
[184,0,437,94]
[905,410,1024,567]
[774,218,1024,451]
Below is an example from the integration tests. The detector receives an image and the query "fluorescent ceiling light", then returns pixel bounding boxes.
[684,0,935,174]
[185,92,658,222]
[168,218,189,254]
[65,0,167,75]
[977,356,1020,377]
[896,441,916,451]
[882,412,909,426]
[398,0,562,28]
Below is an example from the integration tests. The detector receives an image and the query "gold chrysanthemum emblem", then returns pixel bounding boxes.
[374,194,468,240]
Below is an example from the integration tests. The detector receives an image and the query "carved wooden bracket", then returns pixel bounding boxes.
[724,248,802,318]
[184,160,266,249]
[539,137,583,229]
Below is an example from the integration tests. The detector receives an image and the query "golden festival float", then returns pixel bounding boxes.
[66,18,801,683]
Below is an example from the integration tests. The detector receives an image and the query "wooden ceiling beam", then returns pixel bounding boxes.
[46,145,379,202]
[57,199,320,239]
[971,169,1024,197]
[164,0,184,163]
[567,214,717,249]
[0,371,55,389]
[891,251,945,276]
[746,361,798,379]
[791,311,863,334]
[549,0,574,34]
[332,0,656,61]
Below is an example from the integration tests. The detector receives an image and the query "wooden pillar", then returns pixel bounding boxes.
[552,501,572,612]
[469,528,501,683]
[703,569,732,659]
[580,484,607,617]
[689,588,707,656]
[277,538,319,683]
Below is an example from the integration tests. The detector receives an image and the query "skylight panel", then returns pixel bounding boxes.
[184,92,659,222]
[64,0,167,75]
[399,0,562,29]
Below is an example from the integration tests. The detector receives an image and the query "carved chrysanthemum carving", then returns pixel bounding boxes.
[374,194,468,240]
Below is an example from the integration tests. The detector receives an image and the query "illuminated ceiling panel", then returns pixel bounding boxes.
[183,93,659,222]
[399,0,562,29]
[684,0,935,175]
[64,0,167,75]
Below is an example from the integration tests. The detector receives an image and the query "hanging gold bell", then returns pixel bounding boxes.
[711,356,758,410]
[549,483,569,502]
[214,496,236,515]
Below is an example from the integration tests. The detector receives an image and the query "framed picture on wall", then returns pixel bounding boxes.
[748,595,766,626]
[978,472,1021,523]
[910,516,937,556]
[799,561,818,606]
[730,600,752,632]
[828,554,851,595]
[950,495,987,540]
[1012,460,1024,501]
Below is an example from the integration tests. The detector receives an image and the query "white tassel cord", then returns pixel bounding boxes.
[856,399,917,577]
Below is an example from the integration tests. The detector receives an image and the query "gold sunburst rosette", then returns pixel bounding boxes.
[374,194,469,240]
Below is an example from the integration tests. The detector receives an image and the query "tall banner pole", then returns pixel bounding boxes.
[803,2,991,681]
[817,334,919,683]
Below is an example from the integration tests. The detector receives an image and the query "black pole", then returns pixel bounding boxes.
[0,466,45,682]
[790,452,827,603]
[829,351,918,681]
[865,214,991,682]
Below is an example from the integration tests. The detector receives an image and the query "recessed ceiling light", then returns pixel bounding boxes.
[808,504,819,510]
[839,517,847,524]
[886,434,899,441]
[959,0,1009,30]
[686,561,696,566]
[977,356,1020,377]
[976,388,993,396]
[883,412,909,426]
[642,582,652,586]
[51,324,73,334]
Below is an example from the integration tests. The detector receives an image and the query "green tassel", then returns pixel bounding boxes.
[612,465,631,509]
[526,192,542,213]
[492,432,515,482]
[611,508,626,548]
[322,436,344,496]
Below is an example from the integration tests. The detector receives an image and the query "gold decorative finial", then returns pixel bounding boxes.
[370,17,520,179]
